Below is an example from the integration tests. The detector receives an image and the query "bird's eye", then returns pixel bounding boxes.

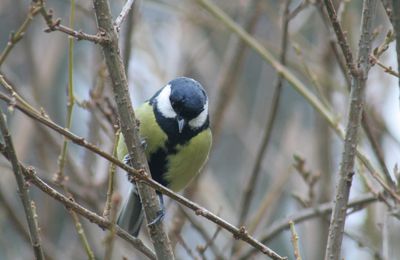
[170,98,183,110]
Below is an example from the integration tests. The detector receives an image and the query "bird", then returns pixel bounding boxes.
[117,77,212,236]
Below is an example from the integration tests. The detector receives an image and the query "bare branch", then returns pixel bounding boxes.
[289,221,302,260]
[0,89,286,260]
[16,164,156,259]
[323,0,357,75]
[104,194,121,260]
[324,1,378,259]
[114,0,136,32]
[39,3,108,44]
[92,0,174,258]
[0,113,45,260]
[103,131,121,219]
[0,2,41,66]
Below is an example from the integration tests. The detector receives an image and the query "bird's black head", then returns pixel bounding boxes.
[169,77,207,121]
[152,77,209,137]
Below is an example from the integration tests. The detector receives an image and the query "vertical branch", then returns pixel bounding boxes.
[324,1,377,259]
[103,194,121,260]
[0,113,45,260]
[56,0,76,183]
[318,1,394,189]
[103,130,121,219]
[52,2,95,258]
[92,0,174,259]
[289,221,302,260]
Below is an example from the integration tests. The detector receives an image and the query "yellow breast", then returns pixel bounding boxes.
[165,128,212,191]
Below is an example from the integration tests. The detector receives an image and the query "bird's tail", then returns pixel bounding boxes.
[117,186,144,237]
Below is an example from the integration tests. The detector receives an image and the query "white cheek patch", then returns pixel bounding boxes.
[189,100,208,129]
[156,84,177,118]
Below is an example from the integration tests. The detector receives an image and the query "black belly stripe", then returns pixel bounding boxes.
[147,96,210,187]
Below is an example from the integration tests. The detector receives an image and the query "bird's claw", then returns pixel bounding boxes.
[123,154,133,166]
[147,209,165,227]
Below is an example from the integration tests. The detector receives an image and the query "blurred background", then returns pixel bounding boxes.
[0,0,399,259]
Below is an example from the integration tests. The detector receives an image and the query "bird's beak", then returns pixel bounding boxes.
[177,117,185,133]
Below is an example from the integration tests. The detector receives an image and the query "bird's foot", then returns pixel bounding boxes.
[123,154,133,166]
[147,209,165,227]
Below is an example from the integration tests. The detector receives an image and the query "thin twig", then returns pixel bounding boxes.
[38,0,108,44]
[55,0,77,186]
[0,188,56,260]
[114,0,136,32]
[288,0,309,20]
[246,167,292,235]
[0,140,152,258]
[92,0,174,258]
[370,55,400,77]
[50,2,96,257]
[179,206,223,258]
[318,3,395,188]
[0,90,286,260]
[316,1,352,87]
[104,194,121,260]
[344,230,383,259]
[176,234,198,260]
[0,2,42,66]
[198,226,222,257]
[16,164,156,259]
[239,193,377,259]
[44,22,107,43]
[323,0,357,75]
[212,0,263,139]
[237,0,291,230]
[324,1,378,259]
[292,43,332,109]
[0,113,45,260]
[361,111,395,189]
[103,130,121,219]
[289,221,302,260]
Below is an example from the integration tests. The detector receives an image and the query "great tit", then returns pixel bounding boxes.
[117,77,212,236]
